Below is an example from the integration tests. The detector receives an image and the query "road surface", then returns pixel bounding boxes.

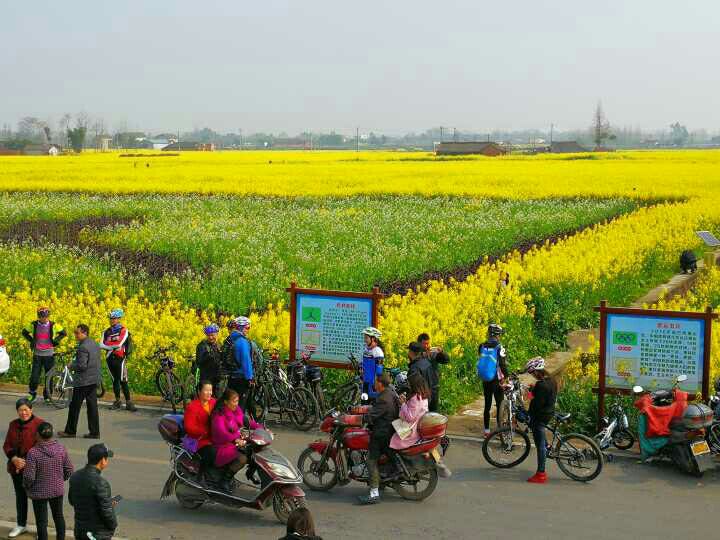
[1,394,718,539]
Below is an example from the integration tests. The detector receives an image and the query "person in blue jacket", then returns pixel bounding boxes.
[228,317,255,415]
[361,327,384,400]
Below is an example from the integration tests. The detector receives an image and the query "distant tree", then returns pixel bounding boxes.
[592,101,615,147]
[670,122,689,146]
[67,115,88,152]
[42,125,51,143]
[17,117,46,141]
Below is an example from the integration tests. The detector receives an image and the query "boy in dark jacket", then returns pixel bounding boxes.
[525,357,557,484]
[69,444,117,540]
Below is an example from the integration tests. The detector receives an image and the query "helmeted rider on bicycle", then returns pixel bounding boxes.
[361,327,384,400]
[477,323,509,437]
[525,356,557,484]
[23,306,67,402]
[195,324,222,397]
[100,309,137,412]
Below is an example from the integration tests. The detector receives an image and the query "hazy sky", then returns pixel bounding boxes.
[2,0,719,134]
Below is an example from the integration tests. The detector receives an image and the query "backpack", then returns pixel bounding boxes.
[476,345,499,382]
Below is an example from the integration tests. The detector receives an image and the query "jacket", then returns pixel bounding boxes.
[369,387,400,438]
[232,334,254,380]
[68,465,117,538]
[184,398,217,451]
[23,439,74,500]
[390,394,429,450]
[4,415,44,474]
[22,320,66,355]
[528,378,558,425]
[221,331,241,374]
[195,339,222,381]
[477,338,508,381]
[100,324,131,360]
[71,337,102,388]
[426,349,450,377]
[211,405,261,467]
[408,355,438,391]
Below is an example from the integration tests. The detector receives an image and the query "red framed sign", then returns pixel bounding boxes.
[287,282,383,369]
[594,300,716,426]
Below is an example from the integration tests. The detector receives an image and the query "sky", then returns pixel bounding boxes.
[2,0,719,135]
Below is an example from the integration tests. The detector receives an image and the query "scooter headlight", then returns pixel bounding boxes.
[267,462,300,480]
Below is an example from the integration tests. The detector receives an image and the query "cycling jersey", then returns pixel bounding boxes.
[362,345,384,398]
[100,324,131,359]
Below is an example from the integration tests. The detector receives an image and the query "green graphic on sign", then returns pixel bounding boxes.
[302,306,322,322]
[612,331,638,346]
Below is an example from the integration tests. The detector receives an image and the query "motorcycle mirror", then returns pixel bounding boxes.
[632,385,644,394]
[677,374,688,383]
[361,393,369,402]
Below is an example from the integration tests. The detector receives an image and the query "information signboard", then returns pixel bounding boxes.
[594,301,716,427]
[287,283,383,368]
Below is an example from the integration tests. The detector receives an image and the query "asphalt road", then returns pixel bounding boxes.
[1,394,719,540]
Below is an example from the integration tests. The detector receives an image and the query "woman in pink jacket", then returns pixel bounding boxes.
[390,373,430,450]
[211,389,261,492]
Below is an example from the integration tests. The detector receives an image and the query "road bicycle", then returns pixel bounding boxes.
[287,349,328,414]
[482,373,603,482]
[45,352,106,410]
[327,354,363,412]
[152,346,185,413]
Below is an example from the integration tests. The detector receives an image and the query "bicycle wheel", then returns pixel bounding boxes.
[45,369,71,410]
[96,380,106,399]
[183,372,198,403]
[611,429,635,451]
[555,433,604,482]
[332,383,360,412]
[289,387,319,431]
[155,370,183,406]
[482,427,531,468]
[251,385,268,424]
[497,399,512,430]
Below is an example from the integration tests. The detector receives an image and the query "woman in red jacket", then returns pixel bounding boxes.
[3,398,44,538]
[183,381,217,469]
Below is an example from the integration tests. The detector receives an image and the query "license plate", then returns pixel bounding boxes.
[691,441,710,456]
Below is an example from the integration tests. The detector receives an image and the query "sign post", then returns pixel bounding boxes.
[287,282,383,369]
[594,300,717,429]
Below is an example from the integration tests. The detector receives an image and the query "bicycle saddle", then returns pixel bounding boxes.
[555,412,572,422]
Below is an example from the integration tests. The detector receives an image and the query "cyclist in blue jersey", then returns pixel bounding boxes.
[361,327,384,400]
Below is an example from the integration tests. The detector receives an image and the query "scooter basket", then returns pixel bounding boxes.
[418,412,448,439]
[158,414,185,444]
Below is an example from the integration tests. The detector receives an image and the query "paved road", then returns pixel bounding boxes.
[1,394,719,540]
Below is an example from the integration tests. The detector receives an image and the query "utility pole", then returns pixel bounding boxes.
[550,123,554,145]
[356,127,359,152]
[239,128,243,150]
[440,126,444,142]
[453,127,458,142]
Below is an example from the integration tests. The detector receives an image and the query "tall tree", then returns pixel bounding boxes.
[670,122,689,146]
[592,101,614,147]
[67,114,89,153]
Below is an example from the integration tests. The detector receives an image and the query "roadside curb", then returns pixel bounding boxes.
[0,388,170,415]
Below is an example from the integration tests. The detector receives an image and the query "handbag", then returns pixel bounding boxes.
[392,417,418,440]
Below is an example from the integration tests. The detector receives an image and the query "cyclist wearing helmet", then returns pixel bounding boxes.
[22,307,67,402]
[196,324,222,396]
[361,327,384,399]
[228,317,255,413]
[477,323,509,437]
[525,356,556,484]
[99,309,137,412]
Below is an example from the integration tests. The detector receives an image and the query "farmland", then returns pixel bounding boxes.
[1,150,719,412]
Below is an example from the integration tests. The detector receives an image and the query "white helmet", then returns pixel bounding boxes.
[362,327,382,339]
[525,356,545,373]
[235,316,251,328]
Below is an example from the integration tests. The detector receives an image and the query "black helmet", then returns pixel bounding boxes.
[488,323,504,337]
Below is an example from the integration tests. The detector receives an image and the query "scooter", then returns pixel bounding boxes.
[0,334,9,376]
[297,403,447,501]
[633,375,715,477]
[157,414,305,524]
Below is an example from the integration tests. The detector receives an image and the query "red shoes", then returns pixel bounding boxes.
[527,472,547,484]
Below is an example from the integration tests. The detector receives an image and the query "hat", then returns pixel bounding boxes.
[87,443,114,464]
[408,342,424,353]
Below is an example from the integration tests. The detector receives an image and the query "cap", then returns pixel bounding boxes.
[87,443,114,464]
[408,342,424,353]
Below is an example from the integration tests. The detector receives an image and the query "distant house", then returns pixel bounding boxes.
[434,141,507,156]
[271,137,310,150]
[549,141,589,154]
[23,144,61,156]
[161,141,214,151]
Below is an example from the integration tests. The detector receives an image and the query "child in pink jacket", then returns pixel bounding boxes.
[390,374,430,450]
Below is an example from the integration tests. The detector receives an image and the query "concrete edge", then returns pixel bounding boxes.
[0,519,129,540]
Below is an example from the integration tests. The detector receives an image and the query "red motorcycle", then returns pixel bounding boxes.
[297,407,447,501]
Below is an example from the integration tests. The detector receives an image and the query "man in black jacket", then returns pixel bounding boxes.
[418,333,449,412]
[68,444,117,540]
[359,372,399,505]
[59,325,101,439]
[408,342,437,396]
[195,324,222,396]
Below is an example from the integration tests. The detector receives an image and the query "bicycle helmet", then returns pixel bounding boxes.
[37,306,50,317]
[394,370,408,389]
[362,327,382,339]
[226,318,238,330]
[204,323,220,335]
[235,316,251,328]
[525,356,545,373]
[109,308,124,319]
[488,323,504,337]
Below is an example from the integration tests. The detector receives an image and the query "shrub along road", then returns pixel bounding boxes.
[1,394,718,540]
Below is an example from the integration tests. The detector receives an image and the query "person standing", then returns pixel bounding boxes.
[22,422,74,540]
[3,398,44,538]
[58,325,101,440]
[407,342,437,398]
[68,444,118,540]
[229,317,255,413]
[417,332,449,412]
[358,372,399,505]
[23,307,66,402]
[361,327,384,399]
[100,308,137,412]
[476,323,509,437]
[196,324,222,396]
[525,357,557,484]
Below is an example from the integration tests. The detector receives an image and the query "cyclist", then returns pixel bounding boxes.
[476,323,508,437]
[195,324,222,396]
[229,317,255,413]
[417,332,449,412]
[22,307,66,403]
[99,309,137,412]
[525,356,556,484]
[361,327,384,399]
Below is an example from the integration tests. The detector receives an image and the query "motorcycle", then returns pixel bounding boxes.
[0,334,9,376]
[157,414,305,524]
[594,395,635,458]
[297,405,447,501]
[705,377,720,453]
[633,374,715,477]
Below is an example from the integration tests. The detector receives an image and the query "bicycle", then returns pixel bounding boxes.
[288,349,328,414]
[152,346,184,413]
[594,395,635,456]
[326,354,363,412]
[45,353,106,410]
[482,373,603,482]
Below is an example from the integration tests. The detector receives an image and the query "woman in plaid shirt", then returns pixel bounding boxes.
[23,422,74,540]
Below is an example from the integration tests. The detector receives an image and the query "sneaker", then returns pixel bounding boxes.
[57,431,76,439]
[8,525,27,538]
[527,472,548,484]
[83,433,101,439]
[357,493,380,505]
[437,461,453,479]
[125,401,138,412]
[111,400,123,410]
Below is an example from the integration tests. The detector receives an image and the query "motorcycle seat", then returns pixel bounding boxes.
[554,412,572,423]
